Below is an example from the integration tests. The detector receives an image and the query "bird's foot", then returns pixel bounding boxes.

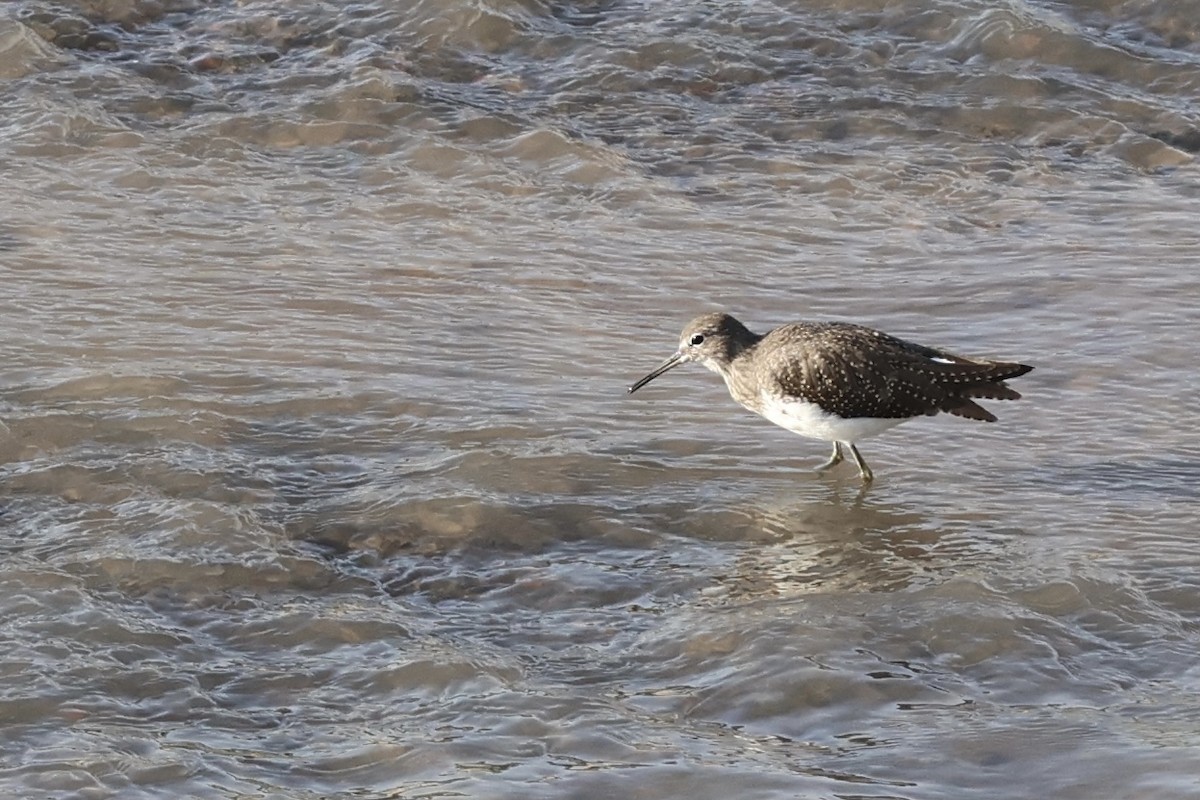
[848,444,874,483]
[814,443,845,473]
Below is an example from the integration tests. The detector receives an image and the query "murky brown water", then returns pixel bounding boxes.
[3,0,1200,797]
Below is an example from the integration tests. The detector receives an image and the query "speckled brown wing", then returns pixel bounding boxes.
[759,322,1032,421]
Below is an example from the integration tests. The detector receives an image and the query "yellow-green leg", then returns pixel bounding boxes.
[848,443,874,483]
[815,442,844,472]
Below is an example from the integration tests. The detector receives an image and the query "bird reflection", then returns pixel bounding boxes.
[670,485,979,600]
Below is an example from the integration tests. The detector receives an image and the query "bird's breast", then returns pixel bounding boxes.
[718,367,763,413]
[757,392,909,443]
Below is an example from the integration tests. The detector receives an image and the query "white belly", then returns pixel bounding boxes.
[756,393,910,443]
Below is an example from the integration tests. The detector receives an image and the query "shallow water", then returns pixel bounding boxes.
[2,0,1200,797]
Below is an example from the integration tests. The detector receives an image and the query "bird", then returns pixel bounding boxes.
[627,312,1032,483]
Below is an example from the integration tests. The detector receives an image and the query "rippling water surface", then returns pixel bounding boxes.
[3,0,1200,797]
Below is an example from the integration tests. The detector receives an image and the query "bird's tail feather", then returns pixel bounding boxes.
[945,399,998,422]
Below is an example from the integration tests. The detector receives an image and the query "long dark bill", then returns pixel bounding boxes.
[628,352,684,394]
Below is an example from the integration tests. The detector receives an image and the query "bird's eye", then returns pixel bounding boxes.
[688,333,705,346]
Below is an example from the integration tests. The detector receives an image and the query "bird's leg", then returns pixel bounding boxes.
[814,442,844,472]
[848,444,874,483]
